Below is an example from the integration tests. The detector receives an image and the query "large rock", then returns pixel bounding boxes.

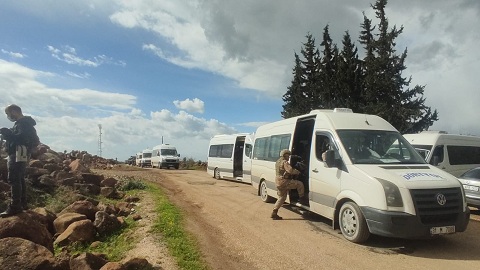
[93,211,122,235]
[75,183,101,196]
[54,219,96,246]
[0,212,54,251]
[70,159,91,173]
[53,212,88,234]
[59,200,99,221]
[29,208,58,236]
[70,252,108,270]
[0,237,56,270]
[101,177,117,187]
[82,173,104,185]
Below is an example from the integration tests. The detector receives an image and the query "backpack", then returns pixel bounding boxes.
[26,128,40,155]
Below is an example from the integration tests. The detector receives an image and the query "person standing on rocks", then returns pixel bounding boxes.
[0,104,38,217]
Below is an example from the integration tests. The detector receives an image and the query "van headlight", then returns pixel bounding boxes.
[376,178,403,207]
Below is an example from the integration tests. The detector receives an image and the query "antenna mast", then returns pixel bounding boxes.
[98,124,103,157]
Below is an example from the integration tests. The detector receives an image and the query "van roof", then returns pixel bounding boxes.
[255,109,396,136]
[403,132,480,145]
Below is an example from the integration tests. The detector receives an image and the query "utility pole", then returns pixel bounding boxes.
[98,124,103,157]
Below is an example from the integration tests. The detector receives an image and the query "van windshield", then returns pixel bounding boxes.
[337,130,426,165]
[161,149,177,156]
[143,153,152,158]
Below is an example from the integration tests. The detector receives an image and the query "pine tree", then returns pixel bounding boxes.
[282,33,321,118]
[318,25,339,109]
[359,0,438,133]
[336,31,363,112]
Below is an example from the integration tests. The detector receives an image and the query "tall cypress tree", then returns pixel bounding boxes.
[282,33,321,118]
[336,31,363,112]
[359,0,438,133]
[318,25,339,109]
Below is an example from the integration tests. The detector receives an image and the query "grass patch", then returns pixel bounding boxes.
[148,183,209,270]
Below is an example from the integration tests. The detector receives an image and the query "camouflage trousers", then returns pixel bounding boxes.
[273,179,305,211]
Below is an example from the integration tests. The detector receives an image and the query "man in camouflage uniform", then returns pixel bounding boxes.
[271,149,307,220]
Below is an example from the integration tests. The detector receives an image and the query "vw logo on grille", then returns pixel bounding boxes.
[436,193,447,206]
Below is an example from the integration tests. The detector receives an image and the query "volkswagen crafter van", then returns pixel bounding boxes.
[251,108,469,243]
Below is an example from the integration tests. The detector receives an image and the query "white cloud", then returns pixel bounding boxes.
[66,71,91,79]
[0,58,236,160]
[173,98,204,113]
[47,45,126,67]
[1,49,26,58]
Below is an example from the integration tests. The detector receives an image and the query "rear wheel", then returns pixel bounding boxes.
[214,168,221,179]
[260,180,274,203]
[339,202,370,243]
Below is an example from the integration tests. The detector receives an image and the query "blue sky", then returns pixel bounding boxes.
[1,0,479,161]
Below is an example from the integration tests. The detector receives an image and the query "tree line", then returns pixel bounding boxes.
[281,0,438,134]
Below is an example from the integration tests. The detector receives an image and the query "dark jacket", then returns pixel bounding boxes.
[2,116,37,155]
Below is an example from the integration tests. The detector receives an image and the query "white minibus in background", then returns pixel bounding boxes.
[403,131,480,177]
[207,133,253,183]
[140,148,153,167]
[151,144,180,169]
[135,152,143,167]
[251,108,469,243]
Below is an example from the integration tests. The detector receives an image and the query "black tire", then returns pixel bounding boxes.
[260,180,274,203]
[214,168,221,180]
[175,164,179,169]
[339,202,370,243]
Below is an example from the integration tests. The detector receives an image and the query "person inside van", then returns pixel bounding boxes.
[271,149,308,220]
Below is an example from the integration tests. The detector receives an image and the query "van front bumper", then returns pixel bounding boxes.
[361,206,470,239]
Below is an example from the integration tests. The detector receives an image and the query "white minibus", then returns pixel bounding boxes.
[135,152,143,167]
[207,133,253,183]
[151,144,180,169]
[403,131,480,177]
[140,148,153,167]
[251,108,469,243]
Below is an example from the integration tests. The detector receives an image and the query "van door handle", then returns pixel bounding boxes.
[312,168,318,173]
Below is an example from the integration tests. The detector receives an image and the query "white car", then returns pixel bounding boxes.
[458,167,480,209]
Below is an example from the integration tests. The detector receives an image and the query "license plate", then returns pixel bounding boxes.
[463,185,479,192]
[430,226,455,235]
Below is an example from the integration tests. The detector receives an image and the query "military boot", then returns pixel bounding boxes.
[0,204,23,218]
[270,209,283,220]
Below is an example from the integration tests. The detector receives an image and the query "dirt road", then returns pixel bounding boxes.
[105,168,480,270]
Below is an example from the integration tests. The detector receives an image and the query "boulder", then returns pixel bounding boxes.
[93,211,122,235]
[54,219,96,246]
[53,212,88,234]
[29,208,58,235]
[81,173,104,185]
[0,212,53,251]
[59,200,99,221]
[0,237,56,270]
[70,159,90,173]
[101,177,117,187]
[70,252,108,270]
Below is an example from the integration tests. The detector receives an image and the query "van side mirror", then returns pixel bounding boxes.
[178,154,181,157]
[325,150,335,168]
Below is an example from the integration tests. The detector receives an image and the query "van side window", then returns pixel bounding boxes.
[430,145,444,164]
[315,134,338,161]
[447,146,480,165]
[253,138,268,160]
[209,144,234,158]
[253,134,290,161]
[244,144,252,158]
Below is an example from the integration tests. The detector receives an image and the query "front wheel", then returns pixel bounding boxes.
[260,180,274,203]
[214,168,221,179]
[338,202,370,243]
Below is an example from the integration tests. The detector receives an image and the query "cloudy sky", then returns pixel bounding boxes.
[1,0,479,161]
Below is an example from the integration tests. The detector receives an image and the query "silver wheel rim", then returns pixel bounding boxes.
[341,207,358,237]
[260,182,267,201]
[215,169,220,179]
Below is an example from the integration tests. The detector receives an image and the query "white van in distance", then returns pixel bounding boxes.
[207,133,253,183]
[135,152,143,167]
[151,144,180,169]
[403,131,480,177]
[141,148,153,167]
[251,108,469,243]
